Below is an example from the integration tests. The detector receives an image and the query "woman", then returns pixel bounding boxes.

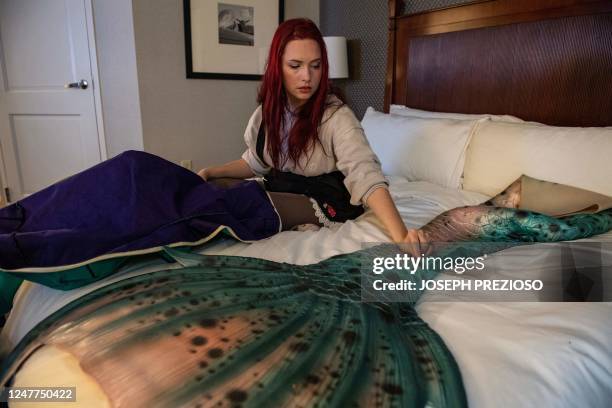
[199,18,420,245]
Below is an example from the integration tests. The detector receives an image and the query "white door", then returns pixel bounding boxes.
[0,0,104,203]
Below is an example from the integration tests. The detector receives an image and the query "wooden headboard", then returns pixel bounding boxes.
[384,0,612,126]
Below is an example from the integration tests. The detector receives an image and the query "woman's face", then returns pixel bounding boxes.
[281,39,322,109]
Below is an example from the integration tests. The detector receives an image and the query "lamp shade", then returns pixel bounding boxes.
[323,36,349,79]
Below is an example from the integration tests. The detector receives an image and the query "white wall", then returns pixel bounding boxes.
[287,0,319,25]
[0,54,8,205]
[92,0,144,158]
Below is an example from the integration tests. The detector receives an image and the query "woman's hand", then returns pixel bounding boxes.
[197,159,255,182]
[197,168,209,180]
[365,187,408,243]
[401,228,431,258]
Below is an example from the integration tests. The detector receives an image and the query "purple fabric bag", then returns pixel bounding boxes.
[0,150,280,271]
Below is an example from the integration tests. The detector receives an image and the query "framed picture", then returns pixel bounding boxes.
[184,0,284,80]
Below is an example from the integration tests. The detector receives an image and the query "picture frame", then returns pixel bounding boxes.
[184,0,284,80]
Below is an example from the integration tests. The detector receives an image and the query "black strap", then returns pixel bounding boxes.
[254,117,363,222]
[256,119,266,164]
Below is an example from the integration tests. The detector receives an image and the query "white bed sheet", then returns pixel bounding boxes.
[2,177,611,407]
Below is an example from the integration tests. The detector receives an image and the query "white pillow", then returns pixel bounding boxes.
[390,104,525,123]
[361,107,480,189]
[463,120,612,197]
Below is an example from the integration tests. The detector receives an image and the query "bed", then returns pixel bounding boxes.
[380,1,612,405]
[2,178,612,407]
[1,0,612,406]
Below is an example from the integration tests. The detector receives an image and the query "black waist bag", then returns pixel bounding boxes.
[256,121,364,223]
[264,170,364,223]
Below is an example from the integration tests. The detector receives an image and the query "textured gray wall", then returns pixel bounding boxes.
[320,0,388,119]
[320,0,477,119]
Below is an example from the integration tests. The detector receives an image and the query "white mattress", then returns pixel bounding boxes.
[2,177,611,407]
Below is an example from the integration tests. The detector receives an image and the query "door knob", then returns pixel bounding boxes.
[65,79,88,89]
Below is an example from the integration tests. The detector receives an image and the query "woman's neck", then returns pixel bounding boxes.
[286,104,299,116]
[286,96,306,113]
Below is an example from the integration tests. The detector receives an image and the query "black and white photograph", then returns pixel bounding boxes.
[218,3,254,46]
[184,0,283,79]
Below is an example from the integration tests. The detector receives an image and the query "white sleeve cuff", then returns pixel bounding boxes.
[361,182,389,207]
[241,149,270,177]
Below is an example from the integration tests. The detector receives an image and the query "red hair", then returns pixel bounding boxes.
[258,18,342,169]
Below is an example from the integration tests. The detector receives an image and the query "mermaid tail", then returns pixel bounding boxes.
[0,248,466,408]
[421,207,612,243]
[2,207,611,407]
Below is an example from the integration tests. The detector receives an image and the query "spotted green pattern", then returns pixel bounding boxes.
[422,207,612,243]
[1,208,611,407]
[0,249,465,408]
